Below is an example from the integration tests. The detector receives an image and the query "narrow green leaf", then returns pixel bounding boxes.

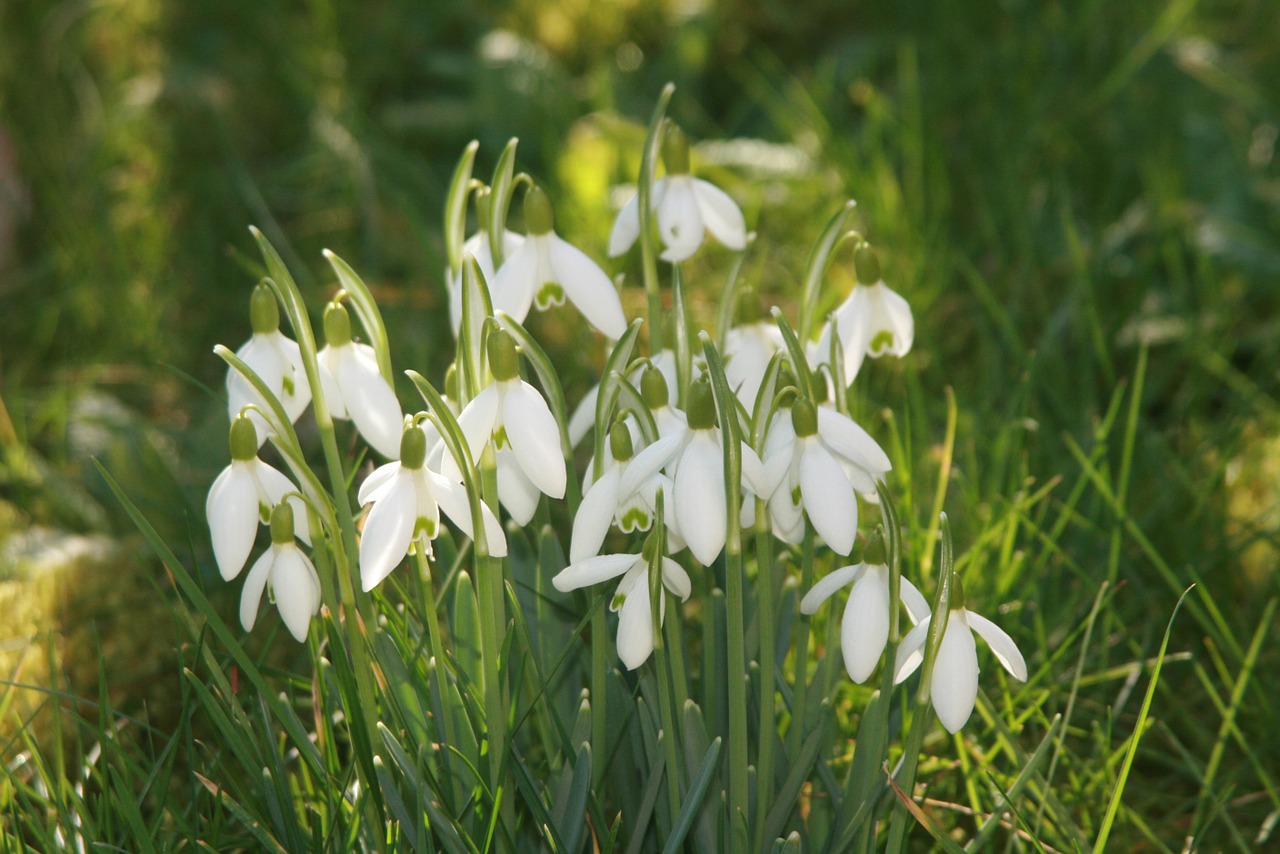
[662,738,722,854]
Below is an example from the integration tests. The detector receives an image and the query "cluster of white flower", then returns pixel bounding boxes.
[208,108,1024,732]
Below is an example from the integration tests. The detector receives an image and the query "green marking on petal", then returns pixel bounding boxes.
[870,330,895,354]
[619,507,652,532]
[791,485,802,506]
[535,281,565,309]
[494,424,510,449]
[415,516,439,541]
[611,592,627,610]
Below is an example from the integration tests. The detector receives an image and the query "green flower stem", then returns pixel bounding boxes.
[751,503,777,851]
[671,264,692,408]
[654,592,683,823]
[639,84,675,354]
[413,547,464,811]
[477,442,514,838]
[590,603,608,791]
[788,529,816,761]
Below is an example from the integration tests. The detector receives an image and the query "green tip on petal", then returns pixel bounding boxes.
[524,185,555,236]
[270,502,295,544]
[488,328,520,381]
[862,529,886,566]
[609,421,634,461]
[687,377,717,430]
[854,244,881,285]
[400,425,427,469]
[661,121,690,175]
[229,415,260,461]
[249,282,280,334]
[791,398,818,438]
[323,301,352,347]
[641,365,670,409]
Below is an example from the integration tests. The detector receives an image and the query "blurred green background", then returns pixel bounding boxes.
[3,0,1280,847]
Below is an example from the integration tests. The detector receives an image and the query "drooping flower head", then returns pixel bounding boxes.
[608,123,747,263]
[490,186,627,339]
[811,244,914,386]
[226,282,311,442]
[316,301,404,459]
[207,414,311,581]
[240,502,322,643]
[571,421,677,563]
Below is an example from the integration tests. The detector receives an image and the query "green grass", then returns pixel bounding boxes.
[4,0,1280,850]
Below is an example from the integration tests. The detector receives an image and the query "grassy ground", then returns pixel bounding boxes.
[3,0,1279,849]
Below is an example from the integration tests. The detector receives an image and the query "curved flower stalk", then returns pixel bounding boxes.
[240,503,322,643]
[761,397,891,556]
[316,300,404,459]
[621,377,766,565]
[811,244,914,386]
[226,282,311,442]
[800,543,931,683]
[490,185,627,340]
[552,541,691,670]
[358,423,508,592]
[893,575,1028,732]
[608,123,747,263]
[568,353,683,448]
[571,422,677,563]
[447,328,566,524]
[207,415,312,580]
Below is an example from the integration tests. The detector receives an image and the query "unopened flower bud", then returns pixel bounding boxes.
[661,122,690,175]
[270,502,296,545]
[609,421,634,462]
[862,529,887,566]
[323,301,352,347]
[444,363,459,402]
[790,398,818,438]
[229,414,260,461]
[641,365,670,409]
[950,573,967,611]
[687,377,717,430]
[249,282,280,334]
[854,244,881,285]
[487,328,520,381]
[400,425,427,469]
[523,185,555,236]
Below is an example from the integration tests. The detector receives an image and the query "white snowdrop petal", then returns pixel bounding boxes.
[454,384,501,467]
[570,467,622,564]
[358,475,416,592]
[675,434,727,565]
[336,344,403,459]
[504,381,567,498]
[692,178,747,250]
[816,408,892,475]
[239,549,274,632]
[799,441,858,556]
[870,283,914,356]
[931,614,980,733]
[739,443,768,497]
[799,563,864,615]
[273,546,319,642]
[428,471,508,558]
[842,568,891,683]
[660,557,692,601]
[207,464,262,581]
[254,460,312,546]
[900,576,932,624]
[316,346,348,419]
[656,177,704,262]
[608,190,642,257]
[358,462,402,506]
[490,239,539,325]
[967,610,1028,681]
[567,383,601,448]
[496,448,541,525]
[893,619,931,684]
[761,445,794,497]
[616,580,656,670]
[619,432,685,497]
[274,333,312,423]
[552,553,640,592]
[548,236,627,340]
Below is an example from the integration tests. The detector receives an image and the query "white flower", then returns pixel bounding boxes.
[607,125,746,263]
[724,320,783,408]
[620,379,766,565]
[207,415,311,581]
[358,425,508,591]
[552,551,691,670]
[761,399,891,555]
[811,248,913,387]
[800,558,930,683]
[447,230,525,334]
[490,186,626,339]
[893,598,1028,733]
[316,301,403,459]
[240,504,321,643]
[227,283,311,442]
[570,423,676,563]
[567,352,683,448]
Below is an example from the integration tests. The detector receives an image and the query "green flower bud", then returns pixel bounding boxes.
[249,282,280,335]
[270,502,296,545]
[610,421,634,462]
[400,425,427,469]
[488,328,520,381]
[524,185,555,236]
[229,414,260,461]
[687,377,718,430]
[324,301,352,347]
[475,188,491,224]
[641,365,670,409]
[854,244,881,285]
[862,529,887,566]
[444,363,459,402]
[790,398,818,438]
[661,122,690,175]
[950,573,967,611]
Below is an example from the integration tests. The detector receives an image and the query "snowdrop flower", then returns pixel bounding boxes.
[893,577,1028,733]
[571,422,676,563]
[608,124,747,263]
[724,319,783,408]
[240,503,322,643]
[800,536,931,683]
[449,329,566,521]
[226,282,311,442]
[316,301,404,459]
[811,245,914,386]
[621,377,766,565]
[447,228,525,334]
[491,186,626,339]
[762,398,891,556]
[358,424,508,592]
[552,540,691,670]
[207,415,311,581]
